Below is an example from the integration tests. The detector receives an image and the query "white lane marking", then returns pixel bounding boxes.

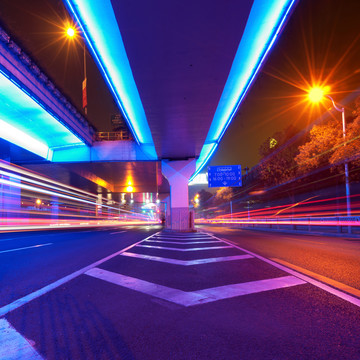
[0,318,43,360]
[0,233,59,242]
[0,231,161,317]
[137,244,232,251]
[120,251,252,265]
[195,276,306,302]
[152,236,212,241]
[144,239,221,244]
[0,243,52,254]
[217,235,360,308]
[110,231,127,235]
[86,268,305,307]
[86,268,205,306]
[153,233,210,236]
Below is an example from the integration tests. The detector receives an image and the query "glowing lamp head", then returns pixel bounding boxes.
[36,199,42,205]
[66,27,76,38]
[126,185,134,193]
[308,87,326,103]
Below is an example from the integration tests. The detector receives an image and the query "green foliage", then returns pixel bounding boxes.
[258,125,302,186]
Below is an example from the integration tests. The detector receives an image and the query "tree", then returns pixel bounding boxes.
[258,125,303,186]
[295,96,360,174]
[214,187,233,204]
[295,117,342,173]
[198,189,213,204]
[329,115,360,166]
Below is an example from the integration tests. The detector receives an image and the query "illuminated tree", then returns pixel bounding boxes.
[258,126,301,186]
[329,113,360,167]
[214,187,233,204]
[295,97,360,173]
[295,117,342,173]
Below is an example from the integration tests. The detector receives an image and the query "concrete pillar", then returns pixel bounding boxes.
[161,159,196,232]
[51,197,59,220]
[107,192,113,205]
[106,192,113,218]
[96,194,102,217]
[162,195,171,228]
[0,174,21,225]
[0,174,5,226]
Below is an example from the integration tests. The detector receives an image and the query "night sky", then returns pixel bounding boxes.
[209,0,360,169]
[1,0,360,169]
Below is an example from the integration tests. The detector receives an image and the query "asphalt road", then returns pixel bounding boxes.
[0,225,160,307]
[1,225,360,359]
[199,225,360,292]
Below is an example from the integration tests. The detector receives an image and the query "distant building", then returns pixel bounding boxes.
[95,114,132,141]
[111,114,128,132]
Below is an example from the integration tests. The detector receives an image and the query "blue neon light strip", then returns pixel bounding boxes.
[0,119,51,159]
[64,0,157,159]
[191,0,297,181]
[0,70,85,160]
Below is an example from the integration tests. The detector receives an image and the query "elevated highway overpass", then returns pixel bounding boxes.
[0,0,298,230]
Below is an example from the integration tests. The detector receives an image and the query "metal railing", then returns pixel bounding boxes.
[95,131,132,141]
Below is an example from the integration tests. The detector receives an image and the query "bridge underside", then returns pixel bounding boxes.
[0,0,298,231]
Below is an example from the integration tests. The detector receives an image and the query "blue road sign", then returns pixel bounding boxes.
[208,165,242,188]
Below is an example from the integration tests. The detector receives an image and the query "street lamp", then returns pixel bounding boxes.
[66,27,75,38]
[308,87,351,221]
[65,26,88,115]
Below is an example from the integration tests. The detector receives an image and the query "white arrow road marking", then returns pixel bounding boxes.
[136,244,232,251]
[85,268,306,307]
[144,239,220,244]
[120,252,253,265]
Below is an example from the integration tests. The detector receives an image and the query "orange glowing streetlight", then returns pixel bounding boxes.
[125,178,134,193]
[66,26,76,38]
[126,185,134,193]
[308,86,325,103]
[308,86,351,223]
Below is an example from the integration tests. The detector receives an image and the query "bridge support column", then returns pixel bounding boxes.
[96,194,102,217]
[0,173,21,226]
[51,197,59,220]
[161,159,196,232]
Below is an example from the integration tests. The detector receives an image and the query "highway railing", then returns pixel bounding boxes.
[95,131,132,141]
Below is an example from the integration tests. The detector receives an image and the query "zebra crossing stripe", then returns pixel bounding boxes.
[85,268,306,307]
[120,251,253,265]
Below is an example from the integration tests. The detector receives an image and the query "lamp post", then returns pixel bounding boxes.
[66,26,87,115]
[308,87,351,224]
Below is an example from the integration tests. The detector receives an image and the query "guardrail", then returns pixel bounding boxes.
[95,131,132,141]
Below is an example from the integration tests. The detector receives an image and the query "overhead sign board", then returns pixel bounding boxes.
[208,165,242,188]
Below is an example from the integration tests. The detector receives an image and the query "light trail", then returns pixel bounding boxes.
[0,161,158,230]
[196,194,360,229]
